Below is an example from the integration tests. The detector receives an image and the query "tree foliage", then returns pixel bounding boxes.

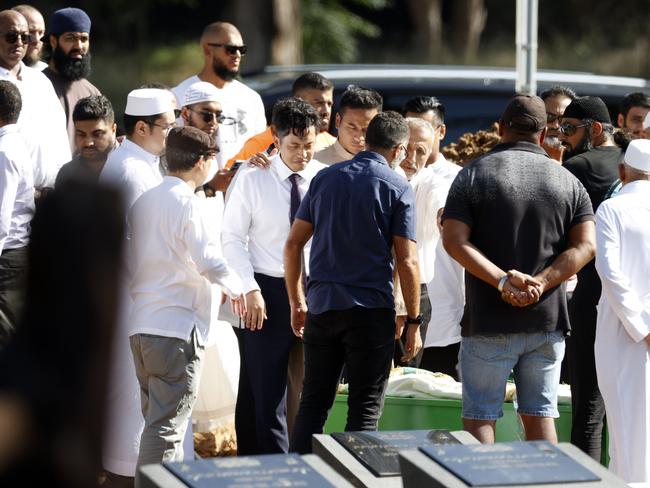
[302,0,389,63]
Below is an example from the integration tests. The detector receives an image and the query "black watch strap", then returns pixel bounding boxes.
[406,314,423,325]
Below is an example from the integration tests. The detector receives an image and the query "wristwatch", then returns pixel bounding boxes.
[406,314,423,326]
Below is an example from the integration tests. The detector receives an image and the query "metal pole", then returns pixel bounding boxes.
[515,0,538,95]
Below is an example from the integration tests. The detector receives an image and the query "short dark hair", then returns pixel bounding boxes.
[72,95,114,124]
[272,97,321,140]
[403,95,445,124]
[291,73,333,95]
[123,113,164,137]
[139,82,171,91]
[166,126,217,172]
[619,92,650,118]
[0,81,21,125]
[540,85,577,101]
[338,86,383,116]
[366,111,409,151]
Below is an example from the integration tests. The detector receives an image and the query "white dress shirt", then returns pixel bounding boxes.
[412,154,461,283]
[128,176,243,344]
[222,154,326,294]
[173,75,267,169]
[0,62,71,189]
[99,139,163,210]
[0,125,34,253]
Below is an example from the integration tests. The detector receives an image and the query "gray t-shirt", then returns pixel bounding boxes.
[443,141,594,336]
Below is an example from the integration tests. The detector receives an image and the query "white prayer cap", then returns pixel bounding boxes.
[183,81,223,107]
[624,139,650,172]
[643,111,650,130]
[125,88,175,116]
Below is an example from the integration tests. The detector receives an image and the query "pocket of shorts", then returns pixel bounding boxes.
[468,334,509,361]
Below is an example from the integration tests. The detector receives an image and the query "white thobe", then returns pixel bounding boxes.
[0,62,71,188]
[594,179,650,483]
[98,139,163,476]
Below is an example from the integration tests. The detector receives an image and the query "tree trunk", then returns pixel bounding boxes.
[271,0,303,65]
[451,0,487,61]
[407,0,443,63]
[232,0,273,72]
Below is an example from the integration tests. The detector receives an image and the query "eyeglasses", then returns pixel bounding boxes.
[0,31,33,44]
[147,121,176,134]
[188,108,235,125]
[207,43,247,56]
[546,113,562,124]
[559,122,590,136]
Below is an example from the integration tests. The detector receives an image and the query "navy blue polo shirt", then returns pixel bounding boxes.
[296,151,416,314]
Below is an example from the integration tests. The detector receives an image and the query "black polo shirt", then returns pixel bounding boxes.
[442,142,594,336]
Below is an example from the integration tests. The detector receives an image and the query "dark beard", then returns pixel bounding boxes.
[563,131,593,160]
[211,58,238,82]
[53,45,91,81]
[23,51,41,67]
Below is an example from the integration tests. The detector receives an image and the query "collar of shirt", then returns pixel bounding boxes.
[270,153,322,182]
[353,150,389,166]
[490,141,548,157]
[0,124,20,138]
[162,175,194,195]
[619,179,650,195]
[122,138,159,169]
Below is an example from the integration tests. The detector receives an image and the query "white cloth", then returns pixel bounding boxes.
[100,139,164,476]
[412,155,460,284]
[0,125,33,254]
[99,139,162,210]
[222,154,325,294]
[409,155,463,348]
[172,76,266,169]
[0,62,71,188]
[594,180,650,483]
[128,176,242,344]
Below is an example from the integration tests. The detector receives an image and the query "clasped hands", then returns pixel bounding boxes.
[500,270,545,308]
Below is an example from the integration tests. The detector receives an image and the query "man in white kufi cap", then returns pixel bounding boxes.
[594,138,650,483]
[180,81,235,194]
[99,87,176,484]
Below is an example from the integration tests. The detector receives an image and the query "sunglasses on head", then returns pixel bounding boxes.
[207,43,247,56]
[189,108,236,125]
[1,31,32,44]
[559,122,590,137]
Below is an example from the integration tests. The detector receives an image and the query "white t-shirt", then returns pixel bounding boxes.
[173,75,266,171]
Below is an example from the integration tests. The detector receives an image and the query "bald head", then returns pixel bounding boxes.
[200,22,240,43]
[12,4,41,18]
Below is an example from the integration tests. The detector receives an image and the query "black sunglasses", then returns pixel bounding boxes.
[207,43,247,56]
[0,31,32,44]
[559,122,590,137]
[189,108,235,125]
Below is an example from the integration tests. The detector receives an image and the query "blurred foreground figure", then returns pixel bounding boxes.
[0,180,124,487]
[594,139,650,484]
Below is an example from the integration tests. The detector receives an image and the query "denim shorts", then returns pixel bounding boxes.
[459,330,565,420]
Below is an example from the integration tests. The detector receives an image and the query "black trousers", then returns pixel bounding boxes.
[419,342,461,380]
[290,306,395,454]
[394,283,430,368]
[0,246,28,349]
[567,262,606,461]
[236,273,297,454]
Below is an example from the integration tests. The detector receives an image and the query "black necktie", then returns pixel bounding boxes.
[289,173,301,224]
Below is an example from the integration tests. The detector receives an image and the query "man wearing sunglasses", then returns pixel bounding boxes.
[43,7,100,152]
[560,96,623,463]
[540,85,576,162]
[0,10,70,192]
[172,22,265,171]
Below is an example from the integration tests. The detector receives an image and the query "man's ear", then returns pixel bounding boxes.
[538,126,547,146]
[618,162,626,183]
[591,121,604,137]
[111,123,117,135]
[617,113,625,128]
[335,112,341,130]
[181,107,190,125]
[438,123,447,141]
[49,34,58,49]
[135,120,148,137]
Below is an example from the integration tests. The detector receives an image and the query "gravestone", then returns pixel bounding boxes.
[138,453,354,488]
[313,429,479,488]
[399,441,629,488]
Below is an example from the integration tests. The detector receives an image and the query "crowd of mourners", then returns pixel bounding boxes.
[0,5,648,488]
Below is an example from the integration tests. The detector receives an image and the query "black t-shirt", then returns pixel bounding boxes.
[443,142,594,336]
[563,146,623,213]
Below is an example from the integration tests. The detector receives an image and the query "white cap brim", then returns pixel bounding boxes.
[125,88,175,116]
[625,139,650,172]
